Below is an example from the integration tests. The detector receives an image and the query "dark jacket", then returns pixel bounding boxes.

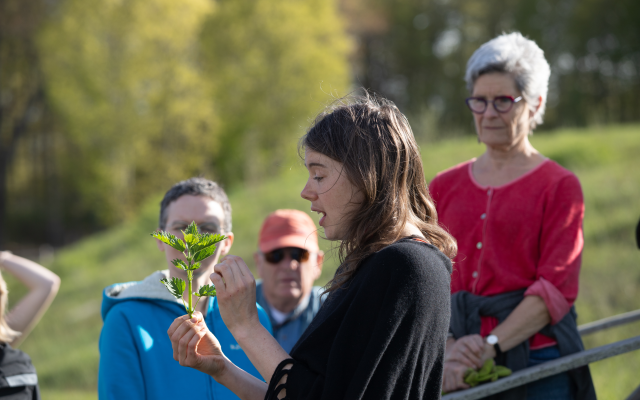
[266,238,453,400]
[0,343,40,400]
[449,290,596,400]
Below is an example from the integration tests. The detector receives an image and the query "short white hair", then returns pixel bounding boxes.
[465,32,551,130]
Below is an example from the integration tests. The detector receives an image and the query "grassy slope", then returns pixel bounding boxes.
[10,124,639,399]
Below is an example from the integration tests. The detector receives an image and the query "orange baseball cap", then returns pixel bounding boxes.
[258,209,319,253]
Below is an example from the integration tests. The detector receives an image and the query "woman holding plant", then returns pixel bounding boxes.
[168,93,456,399]
[430,32,595,399]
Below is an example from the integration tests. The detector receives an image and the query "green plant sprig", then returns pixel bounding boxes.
[463,359,512,387]
[152,221,225,318]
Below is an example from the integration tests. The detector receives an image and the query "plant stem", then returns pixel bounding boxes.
[181,297,188,314]
[188,272,193,318]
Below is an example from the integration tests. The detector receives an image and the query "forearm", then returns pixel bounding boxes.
[215,358,269,400]
[491,295,551,351]
[0,252,60,342]
[233,322,291,383]
[0,251,60,290]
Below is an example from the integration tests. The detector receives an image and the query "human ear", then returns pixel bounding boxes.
[254,252,265,279]
[155,237,165,252]
[314,251,324,280]
[219,232,234,257]
[530,95,543,117]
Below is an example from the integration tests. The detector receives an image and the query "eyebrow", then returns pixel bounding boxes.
[169,220,221,228]
[305,162,327,168]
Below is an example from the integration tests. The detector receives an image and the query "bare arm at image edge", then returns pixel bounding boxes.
[0,251,61,347]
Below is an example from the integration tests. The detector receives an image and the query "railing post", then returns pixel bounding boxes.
[627,383,640,400]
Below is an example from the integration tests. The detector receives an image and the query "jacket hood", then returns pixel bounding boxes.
[101,270,183,320]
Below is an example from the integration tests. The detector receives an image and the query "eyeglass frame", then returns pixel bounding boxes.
[465,95,523,114]
[262,247,311,264]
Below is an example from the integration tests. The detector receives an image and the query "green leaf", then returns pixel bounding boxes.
[183,233,198,247]
[193,244,217,262]
[478,358,494,375]
[160,277,186,299]
[191,233,226,252]
[185,221,199,236]
[171,258,188,271]
[151,231,186,252]
[182,221,202,246]
[195,284,216,297]
[188,262,201,271]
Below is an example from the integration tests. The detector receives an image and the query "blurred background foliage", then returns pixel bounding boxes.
[1,0,638,246]
[0,0,639,398]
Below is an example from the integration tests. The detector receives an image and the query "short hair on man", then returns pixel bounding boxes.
[159,177,232,233]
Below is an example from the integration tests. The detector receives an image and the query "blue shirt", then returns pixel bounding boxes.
[255,281,324,353]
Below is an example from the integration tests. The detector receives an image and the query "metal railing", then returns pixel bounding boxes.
[442,310,640,400]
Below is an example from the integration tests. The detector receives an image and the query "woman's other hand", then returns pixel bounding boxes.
[210,255,261,337]
[442,361,471,393]
[168,312,226,377]
[445,334,485,369]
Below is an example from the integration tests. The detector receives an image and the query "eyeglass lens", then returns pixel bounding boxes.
[265,247,310,264]
[466,96,517,113]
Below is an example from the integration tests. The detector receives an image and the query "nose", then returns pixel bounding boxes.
[301,179,316,201]
[483,103,500,118]
[286,256,300,270]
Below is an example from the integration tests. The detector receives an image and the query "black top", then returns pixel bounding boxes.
[266,238,452,400]
[0,343,40,400]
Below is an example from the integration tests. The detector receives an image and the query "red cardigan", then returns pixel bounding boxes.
[429,159,584,349]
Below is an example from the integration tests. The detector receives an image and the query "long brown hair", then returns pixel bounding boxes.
[301,92,457,294]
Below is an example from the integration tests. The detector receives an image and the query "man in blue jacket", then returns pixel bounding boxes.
[99,177,271,400]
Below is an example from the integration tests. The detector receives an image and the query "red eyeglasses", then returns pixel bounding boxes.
[465,96,523,114]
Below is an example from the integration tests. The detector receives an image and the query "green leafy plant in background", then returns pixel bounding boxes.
[151,221,225,318]
[464,359,512,387]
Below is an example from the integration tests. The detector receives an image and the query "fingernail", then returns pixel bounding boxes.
[191,317,198,323]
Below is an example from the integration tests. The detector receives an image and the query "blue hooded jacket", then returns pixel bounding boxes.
[99,270,272,400]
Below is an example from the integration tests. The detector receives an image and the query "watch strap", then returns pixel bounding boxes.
[493,342,503,358]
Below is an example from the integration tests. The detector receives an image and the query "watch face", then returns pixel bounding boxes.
[487,335,498,345]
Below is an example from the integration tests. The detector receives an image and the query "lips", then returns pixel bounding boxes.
[311,207,327,226]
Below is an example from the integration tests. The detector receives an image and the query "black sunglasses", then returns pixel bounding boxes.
[264,247,310,264]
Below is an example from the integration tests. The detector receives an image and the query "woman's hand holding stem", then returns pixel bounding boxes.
[168,255,291,400]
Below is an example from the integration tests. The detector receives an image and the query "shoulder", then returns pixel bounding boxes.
[102,298,163,326]
[363,240,452,288]
[536,160,583,198]
[538,160,581,186]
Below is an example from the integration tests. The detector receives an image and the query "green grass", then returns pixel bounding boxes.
[9,124,640,398]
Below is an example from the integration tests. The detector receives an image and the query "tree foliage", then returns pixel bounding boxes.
[37,0,217,227]
[350,0,640,139]
[199,0,351,185]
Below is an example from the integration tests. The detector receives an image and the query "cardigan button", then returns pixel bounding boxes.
[476,242,482,249]
[481,213,486,219]
[472,271,478,278]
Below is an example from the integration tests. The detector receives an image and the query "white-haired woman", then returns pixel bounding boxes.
[0,251,60,398]
[429,32,595,399]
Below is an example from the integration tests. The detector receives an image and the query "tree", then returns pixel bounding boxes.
[348,0,640,137]
[199,0,351,185]
[37,0,217,227]
[0,0,48,247]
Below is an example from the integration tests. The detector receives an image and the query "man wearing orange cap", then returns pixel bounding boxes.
[254,209,325,352]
